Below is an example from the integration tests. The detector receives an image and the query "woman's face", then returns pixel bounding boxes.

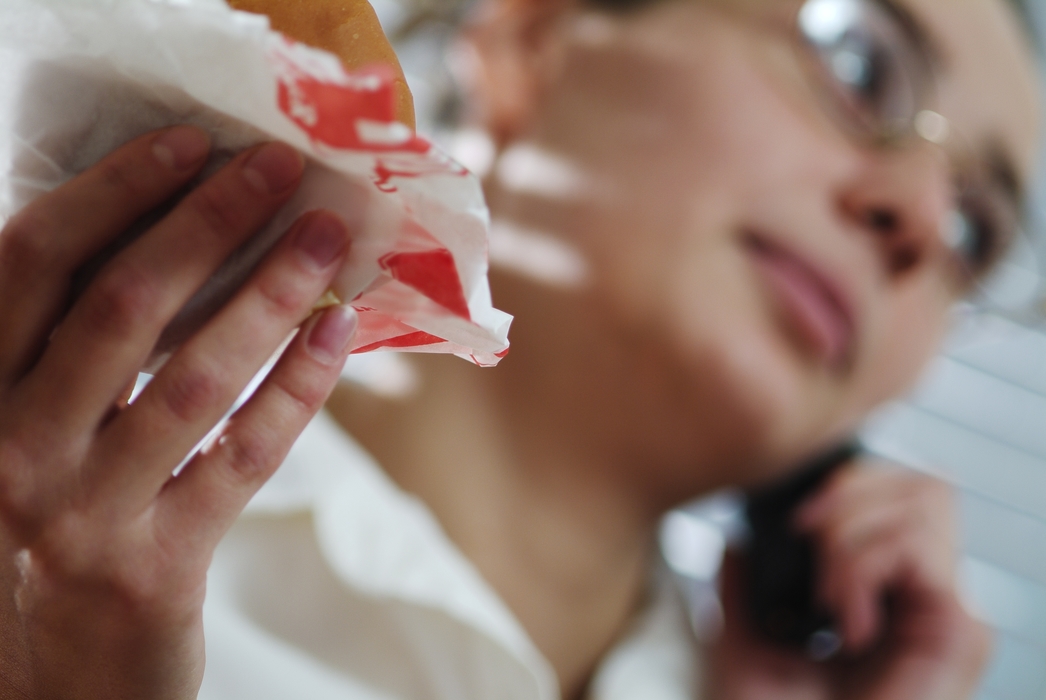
[470,0,1041,491]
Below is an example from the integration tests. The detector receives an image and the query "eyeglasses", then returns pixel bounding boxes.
[716,0,1032,303]
[797,0,936,144]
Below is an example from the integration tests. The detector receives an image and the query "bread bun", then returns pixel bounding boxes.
[227,0,415,128]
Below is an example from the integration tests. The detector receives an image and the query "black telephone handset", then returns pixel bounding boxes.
[742,441,861,661]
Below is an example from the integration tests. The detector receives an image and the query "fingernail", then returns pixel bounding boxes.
[242,143,304,194]
[153,126,210,170]
[307,305,358,364]
[294,213,349,269]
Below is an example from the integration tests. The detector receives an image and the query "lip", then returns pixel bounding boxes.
[744,232,857,369]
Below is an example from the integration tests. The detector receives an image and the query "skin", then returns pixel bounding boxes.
[332,0,1037,696]
[0,1,1037,700]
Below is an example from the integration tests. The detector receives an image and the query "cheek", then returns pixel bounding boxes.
[851,279,952,411]
[543,43,789,322]
[617,224,823,473]
[536,26,846,456]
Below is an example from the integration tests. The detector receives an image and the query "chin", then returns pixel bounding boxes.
[631,317,834,498]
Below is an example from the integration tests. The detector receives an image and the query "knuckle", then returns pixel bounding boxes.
[107,556,166,610]
[818,525,844,552]
[84,262,163,338]
[42,515,196,614]
[186,182,249,241]
[274,367,331,415]
[256,271,310,319]
[0,439,40,523]
[217,429,273,482]
[43,511,97,565]
[161,364,225,424]
[820,532,851,564]
[0,213,59,275]
[95,159,145,201]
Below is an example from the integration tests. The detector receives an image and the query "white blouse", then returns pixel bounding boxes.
[198,410,701,700]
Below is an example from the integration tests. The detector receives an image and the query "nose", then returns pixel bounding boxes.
[837,146,953,280]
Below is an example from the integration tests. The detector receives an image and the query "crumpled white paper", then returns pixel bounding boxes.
[0,0,512,367]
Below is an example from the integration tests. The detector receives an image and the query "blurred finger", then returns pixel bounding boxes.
[827,533,904,651]
[869,599,992,700]
[92,211,350,509]
[98,376,141,427]
[0,126,210,383]
[14,142,304,438]
[822,520,956,653]
[808,490,922,566]
[796,462,906,529]
[156,304,357,550]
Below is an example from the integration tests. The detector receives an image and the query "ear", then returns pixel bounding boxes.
[460,0,574,145]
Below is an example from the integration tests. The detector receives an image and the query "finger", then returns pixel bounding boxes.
[14,141,304,438]
[822,522,954,653]
[0,126,211,383]
[156,304,357,551]
[806,477,957,604]
[815,488,954,564]
[796,462,906,529]
[826,533,905,651]
[818,499,914,554]
[116,376,139,409]
[869,603,992,700]
[98,375,141,427]
[91,211,350,509]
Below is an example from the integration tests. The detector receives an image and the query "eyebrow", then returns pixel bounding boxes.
[874,0,1028,211]
[873,0,946,72]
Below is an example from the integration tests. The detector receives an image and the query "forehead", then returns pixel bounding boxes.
[904,0,1042,183]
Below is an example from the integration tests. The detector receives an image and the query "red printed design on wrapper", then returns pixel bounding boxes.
[379,248,471,319]
[273,52,422,152]
[348,310,446,353]
[354,330,445,354]
[263,38,510,364]
[373,151,469,192]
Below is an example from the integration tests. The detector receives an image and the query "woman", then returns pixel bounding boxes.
[0,0,1039,698]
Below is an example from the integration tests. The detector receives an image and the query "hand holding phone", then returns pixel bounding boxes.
[711,455,990,700]
[741,441,859,660]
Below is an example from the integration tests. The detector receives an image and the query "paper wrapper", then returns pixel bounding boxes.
[0,0,511,367]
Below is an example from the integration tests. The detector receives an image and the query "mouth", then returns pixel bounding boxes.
[743,232,856,369]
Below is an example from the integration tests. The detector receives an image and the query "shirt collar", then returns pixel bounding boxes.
[246,409,699,700]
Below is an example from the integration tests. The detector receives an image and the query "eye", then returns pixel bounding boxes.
[944,211,993,278]
[942,189,1012,286]
[798,0,928,140]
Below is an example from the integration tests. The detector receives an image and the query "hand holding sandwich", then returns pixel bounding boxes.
[0,128,357,699]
